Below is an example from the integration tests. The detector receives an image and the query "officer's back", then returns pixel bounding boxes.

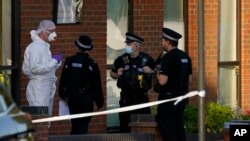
[58,35,104,135]
[63,53,93,89]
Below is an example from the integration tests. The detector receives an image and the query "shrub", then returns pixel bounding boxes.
[239,114,250,120]
[150,106,157,115]
[184,105,198,133]
[205,102,236,133]
[184,102,239,133]
[152,102,245,133]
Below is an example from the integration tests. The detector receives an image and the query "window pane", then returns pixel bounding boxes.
[218,66,237,108]
[164,0,185,51]
[0,0,12,92]
[164,0,183,21]
[0,0,12,66]
[107,0,128,129]
[219,0,236,61]
[106,69,120,127]
[107,0,128,64]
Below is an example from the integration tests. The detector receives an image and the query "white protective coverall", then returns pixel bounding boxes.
[22,30,61,115]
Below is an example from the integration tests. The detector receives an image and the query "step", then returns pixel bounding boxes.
[49,133,154,141]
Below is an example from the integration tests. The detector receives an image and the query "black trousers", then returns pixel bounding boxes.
[119,91,151,133]
[157,111,186,141]
[70,116,91,135]
[68,91,93,135]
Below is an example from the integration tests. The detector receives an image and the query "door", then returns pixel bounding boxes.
[106,0,130,131]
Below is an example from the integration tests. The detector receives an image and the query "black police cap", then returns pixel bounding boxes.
[75,35,93,51]
[162,28,182,41]
[125,32,144,44]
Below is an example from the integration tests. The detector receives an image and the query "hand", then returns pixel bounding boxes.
[117,68,124,76]
[60,98,68,103]
[142,66,153,73]
[97,107,104,111]
[156,71,161,80]
[53,52,62,63]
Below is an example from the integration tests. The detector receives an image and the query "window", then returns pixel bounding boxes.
[107,0,128,65]
[106,0,129,130]
[218,0,240,109]
[164,0,185,51]
[0,0,20,104]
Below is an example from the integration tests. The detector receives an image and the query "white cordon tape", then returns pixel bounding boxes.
[32,90,206,123]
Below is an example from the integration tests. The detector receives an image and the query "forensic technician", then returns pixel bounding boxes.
[59,35,104,135]
[22,20,62,116]
[156,28,192,141]
[110,32,155,132]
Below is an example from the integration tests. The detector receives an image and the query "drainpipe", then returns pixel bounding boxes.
[197,0,205,141]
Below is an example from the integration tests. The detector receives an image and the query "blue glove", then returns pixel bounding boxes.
[53,52,62,63]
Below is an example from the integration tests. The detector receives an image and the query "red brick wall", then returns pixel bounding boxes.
[241,0,250,113]
[20,0,107,135]
[188,0,199,104]
[204,0,218,102]
[132,0,164,58]
[188,0,218,104]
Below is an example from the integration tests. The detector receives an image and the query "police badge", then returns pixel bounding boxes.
[141,56,148,67]
[123,56,129,64]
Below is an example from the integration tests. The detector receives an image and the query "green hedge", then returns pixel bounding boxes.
[184,105,199,133]
[184,102,250,133]
[205,102,236,133]
[151,102,250,133]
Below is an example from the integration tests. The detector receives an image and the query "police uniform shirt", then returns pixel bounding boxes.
[112,52,155,76]
[59,52,104,109]
[160,48,192,96]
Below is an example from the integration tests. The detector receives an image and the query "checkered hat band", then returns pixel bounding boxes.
[163,33,178,41]
[127,36,142,42]
[76,40,91,49]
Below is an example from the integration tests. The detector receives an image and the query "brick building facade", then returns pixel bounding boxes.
[1,0,249,140]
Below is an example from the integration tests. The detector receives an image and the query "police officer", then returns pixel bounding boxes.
[156,28,192,141]
[59,35,104,135]
[110,32,155,133]
[153,50,167,93]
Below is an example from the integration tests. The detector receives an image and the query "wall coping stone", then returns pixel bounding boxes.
[20,106,49,116]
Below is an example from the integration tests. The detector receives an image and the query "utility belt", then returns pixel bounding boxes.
[65,87,90,95]
[159,90,184,100]
[68,87,88,93]
[120,91,148,106]
[157,90,175,100]
[117,73,151,91]
[59,86,89,100]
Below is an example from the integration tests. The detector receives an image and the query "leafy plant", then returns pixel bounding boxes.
[151,102,248,134]
[150,106,157,115]
[183,102,241,133]
[205,102,236,133]
[184,105,198,133]
[239,114,250,120]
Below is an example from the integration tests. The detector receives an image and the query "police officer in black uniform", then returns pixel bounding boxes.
[153,50,167,93]
[156,28,192,141]
[110,32,155,133]
[58,35,104,135]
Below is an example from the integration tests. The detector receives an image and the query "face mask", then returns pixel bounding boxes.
[48,32,57,42]
[124,45,133,54]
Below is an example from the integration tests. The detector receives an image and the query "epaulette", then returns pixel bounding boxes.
[88,57,96,64]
